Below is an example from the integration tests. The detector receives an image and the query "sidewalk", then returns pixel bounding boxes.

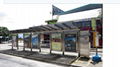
[0,43,102,67]
[71,57,102,67]
[0,49,78,67]
[0,53,63,67]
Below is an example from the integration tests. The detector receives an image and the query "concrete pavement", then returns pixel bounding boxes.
[0,53,63,67]
[0,43,102,67]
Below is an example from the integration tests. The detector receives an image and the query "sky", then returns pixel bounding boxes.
[3,0,103,4]
[0,0,102,30]
[0,4,89,30]
[0,3,89,30]
[2,0,120,4]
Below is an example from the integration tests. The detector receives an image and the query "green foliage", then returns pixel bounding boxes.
[48,21,56,24]
[0,27,9,36]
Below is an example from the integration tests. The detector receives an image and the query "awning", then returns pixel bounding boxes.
[58,4,102,15]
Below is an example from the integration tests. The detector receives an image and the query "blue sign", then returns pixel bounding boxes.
[32,34,38,48]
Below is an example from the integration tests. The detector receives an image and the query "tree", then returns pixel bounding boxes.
[0,27,9,43]
[0,27,9,36]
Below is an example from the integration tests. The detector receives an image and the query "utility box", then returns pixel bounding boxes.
[12,35,17,47]
[79,31,91,57]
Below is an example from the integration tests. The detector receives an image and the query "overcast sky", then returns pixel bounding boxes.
[0,3,89,30]
[0,0,101,30]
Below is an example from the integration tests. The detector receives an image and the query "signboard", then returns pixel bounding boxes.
[51,33,62,51]
[93,32,99,47]
[32,34,39,48]
[24,33,31,48]
[64,34,76,52]
[45,19,57,24]
[91,18,96,30]
[79,31,90,57]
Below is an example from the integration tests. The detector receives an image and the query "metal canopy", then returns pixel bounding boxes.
[29,26,45,31]
[55,23,69,30]
[10,18,101,34]
[40,25,51,31]
[62,21,77,29]
[10,29,33,33]
[47,24,59,30]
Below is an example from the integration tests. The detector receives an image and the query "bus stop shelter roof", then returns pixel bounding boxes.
[10,18,102,34]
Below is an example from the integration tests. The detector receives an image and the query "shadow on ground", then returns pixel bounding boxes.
[0,49,80,67]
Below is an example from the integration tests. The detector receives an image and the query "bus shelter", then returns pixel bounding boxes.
[10,18,102,58]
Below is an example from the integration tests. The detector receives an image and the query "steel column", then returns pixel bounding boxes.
[30,33,32,52]
[23,33,25,51]
[11,36,14,50]
[38,33,41,52]
[16,34,19,50]
[50,33,52,54]
[62,32,65,55]
[77,30,80,57]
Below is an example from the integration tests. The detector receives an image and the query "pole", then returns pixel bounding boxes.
[23,33,25,51]
[92,18,98,55]
[38,33,41,52]
[93,31,98,55]
[62,32,65,55]
[30,33,32,52]
[50,33,52,54]
[12,36,14,50]
[16,34,19,50]
[77,30,80,57]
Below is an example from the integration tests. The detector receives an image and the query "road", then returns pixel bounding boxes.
[0,53,63,67]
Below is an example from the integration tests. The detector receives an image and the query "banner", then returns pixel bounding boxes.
[52,5,64,15]
[64,34,76,52]
[93,32,99,47]
[91,18,96,30]
[51,33,62,51]
[32,34,39,48]
[24,33,31,48]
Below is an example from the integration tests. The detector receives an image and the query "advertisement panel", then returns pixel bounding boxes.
[79,31,90,57]
[93,32,99,47]
[32,34,39,48]
[51,33,62,51]
[24,33,31,48]
[64,34,76,52]
[91,18,96,30]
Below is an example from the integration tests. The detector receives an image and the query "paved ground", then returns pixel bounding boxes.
[0,43,103,67]
[0,53,64,67]
[71,57,102,67]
